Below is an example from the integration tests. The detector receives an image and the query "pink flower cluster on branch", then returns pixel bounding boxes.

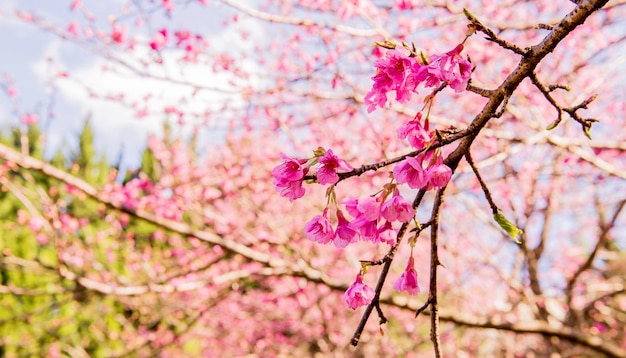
[304,188,414,249]
[273,41,461,310]
[393,152,451,190]
[364,44,471,112]
[272,148,353,201]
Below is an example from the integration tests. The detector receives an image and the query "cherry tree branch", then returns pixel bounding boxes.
[465,152,498,214]
[427,188,446,358]
[530,72,599,134]
[463,9,528,55]
[218,0,379,37]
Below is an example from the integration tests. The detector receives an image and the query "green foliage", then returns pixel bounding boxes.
[0,122,136,356]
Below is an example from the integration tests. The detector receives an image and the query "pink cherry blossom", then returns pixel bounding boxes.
[364,49,414,112]
[162,0,175,12]
[304,209,334,244]
[393,156,428,189]
[317,149,353,185]
[397,113,431,150]
[375,221,397,246]
[272,153,308,201]
[21,113,38,125]
[394,257,420,295]
[277,180,306,201]
[174,30,191,46]
[272,153,307,183]
[67,21,79,37]
[406,61,436,90]
[343,274,375,310]
[344,196,381,241]
[427,44,471,93]
[150,29,168,51]
[381,190,415,223]
[394,0,417,10]
[70,0,81,11]
[110,25,126,45]
[333,210,359,248]
[426,155,452,189]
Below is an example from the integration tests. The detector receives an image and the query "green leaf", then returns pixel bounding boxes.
[493,211,523,244]
[463,8,473,20]
[546,121,558,131]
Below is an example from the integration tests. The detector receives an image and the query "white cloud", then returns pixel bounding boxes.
[36,17,268,169]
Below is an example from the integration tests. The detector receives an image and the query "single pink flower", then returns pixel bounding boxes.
[364,74,391,112]
[344,274,375,310]
[317,149,353,185]
[394,257,420,295]
[397,113,431,150]
[277,180,305,201]
[111,25,126,44]
[70,0,81,11]
[21,113,38,125]
[333,210,359,248]
[426,155,452,189]
[67,21,79,37]
[393,156,428,189]
[394,0,416,10]
[174,30,191,46]
[272,153,307,184]
[344,196,380,221]
[375,221,397,246]
[162,0,175,12]
[150,29,168,51]
[272,153,308,201]
[304,209,334,244]
[344,196,381,241]
[382,50,413,84]
[381,191,415,223]
[428,44,471,93]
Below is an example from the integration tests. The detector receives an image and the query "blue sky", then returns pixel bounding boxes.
[0,0,263,175]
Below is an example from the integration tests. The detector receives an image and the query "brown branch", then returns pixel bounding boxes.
[219,0,378,37]
[428,188,446,358]
[445,0,610,174]
[465,152,498,214]
[530,72,599,135]
[437,312,626,358]
[380,293,626,357]
[463,9,528,55]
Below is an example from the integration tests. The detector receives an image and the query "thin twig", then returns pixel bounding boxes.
[465,152,498,214]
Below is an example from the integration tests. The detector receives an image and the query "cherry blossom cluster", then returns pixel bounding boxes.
[365,44,471,112]
[271,148,353,201]
[273,42,467,310]
[305,187,414,248]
